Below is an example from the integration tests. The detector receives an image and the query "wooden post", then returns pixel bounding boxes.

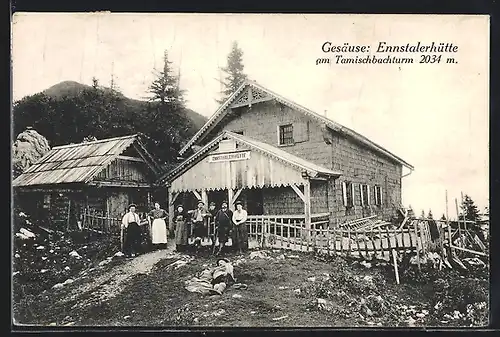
[304,179,312,246]
[228,188,234,211]
[455,198,462,249]
[66,199,71,231]
[168,189,179,236]
[392,249,400,285]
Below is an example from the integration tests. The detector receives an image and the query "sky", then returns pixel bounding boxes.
[11,13,489,218]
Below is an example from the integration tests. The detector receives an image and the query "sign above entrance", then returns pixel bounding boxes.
[209,151,251,163]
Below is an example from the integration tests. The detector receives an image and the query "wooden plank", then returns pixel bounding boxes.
[192,190,202,201]
[304,179,312,246]
[232,188,243,205]
[326,225,331,256]
[455,198,463,248]
[355,230,361,258]
[393,228,400,252]
[364,230,370,258]
[386,226,392,257]
[347,228,352,256]
[228,188,234,211]
[290,184,306,203]
[449,244,488,257]
[392,249,400,285]
[168,190,175,235]
[377,225,383,259]
[66,199,71,231]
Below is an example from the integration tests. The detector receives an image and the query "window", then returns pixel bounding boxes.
[278,124,294,145]
[361,184,370,206]
[374,186,382,206]
[233,130,244,135]
[342,181,355,208]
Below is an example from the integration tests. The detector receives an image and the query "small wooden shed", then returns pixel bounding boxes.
[12,134,163,232]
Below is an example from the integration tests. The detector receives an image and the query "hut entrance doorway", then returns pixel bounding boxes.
[245,188,264,215]
[207,190,227,209]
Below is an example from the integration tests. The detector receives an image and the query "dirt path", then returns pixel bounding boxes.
[62,241,178,311]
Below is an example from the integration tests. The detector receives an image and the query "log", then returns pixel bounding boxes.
[449,244,488,257]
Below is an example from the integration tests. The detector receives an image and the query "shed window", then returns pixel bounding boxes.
[279,124,294,145]
[232,130,244,135]
[374,186,382,206]
[342,181,355,208]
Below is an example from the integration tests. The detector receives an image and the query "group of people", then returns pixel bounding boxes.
[173,200,249,255]
[120,199,249,258]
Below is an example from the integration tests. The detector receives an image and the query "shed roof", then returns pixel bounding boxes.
[159,131,342,185]
[12,134,162,187]
[179,80,414,170]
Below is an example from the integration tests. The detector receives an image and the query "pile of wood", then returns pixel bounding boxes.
[338,215,391,232]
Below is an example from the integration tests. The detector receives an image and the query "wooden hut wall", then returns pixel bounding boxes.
[47,191,86,231]
[95,158,151,183]
[262,186,303,215]
[170,147,305,193]
[261,181,328,215]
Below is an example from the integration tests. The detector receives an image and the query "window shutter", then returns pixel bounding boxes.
[360,184,365,206]
[367,185,371,205]
[379,187,383,206]
[293,121,309,142]
[351,183,355,207]
[342,182,347,207]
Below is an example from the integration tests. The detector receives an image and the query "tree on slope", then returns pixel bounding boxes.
[217,41,248,104]
[146,50,192,165]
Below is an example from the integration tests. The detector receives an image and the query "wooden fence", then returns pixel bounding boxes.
[82,209,122,235]
[245,214,438,261]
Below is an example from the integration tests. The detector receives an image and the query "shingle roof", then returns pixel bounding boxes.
[179,80,413,170]
[12,134,160,187]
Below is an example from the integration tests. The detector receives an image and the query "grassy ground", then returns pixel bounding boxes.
[12,244,489,328]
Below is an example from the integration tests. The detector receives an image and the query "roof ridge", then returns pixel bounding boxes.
[52,134,138,149]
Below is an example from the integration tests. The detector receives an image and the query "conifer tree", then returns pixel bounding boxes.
[217,41,247,104]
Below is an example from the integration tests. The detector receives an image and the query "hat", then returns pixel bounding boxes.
[235,200,243,206]
[216,258,230,265]
[176,204,184,209]
[221,200,228,206]
[197,200,205,205]
[209,202,216,206]
[128,204,137,209]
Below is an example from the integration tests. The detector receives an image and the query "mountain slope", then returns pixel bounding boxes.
[42,81,208,131]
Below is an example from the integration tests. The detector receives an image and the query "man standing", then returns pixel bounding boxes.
[213,201,233,256]
[189,200,208,250]
[208,202,218,248]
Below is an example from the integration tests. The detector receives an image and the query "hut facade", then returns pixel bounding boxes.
[13,134,162,232]
[159,80,414,229]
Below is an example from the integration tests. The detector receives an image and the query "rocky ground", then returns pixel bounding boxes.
[12,209,489,328]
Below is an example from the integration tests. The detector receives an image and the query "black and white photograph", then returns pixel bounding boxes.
[11,13,489,328]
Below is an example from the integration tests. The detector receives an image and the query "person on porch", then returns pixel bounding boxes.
[174,205,189,252]
[121,204,142,258]
[188,200,209,250]
[232,201,249,253]
[213,201,233,256]
[148,202,168,250]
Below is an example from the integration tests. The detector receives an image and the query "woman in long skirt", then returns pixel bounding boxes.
[174,205,189,252]
[232,201,249,253]
[148,202,168,249]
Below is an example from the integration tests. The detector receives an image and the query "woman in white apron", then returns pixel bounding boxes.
[148,202,168,249]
